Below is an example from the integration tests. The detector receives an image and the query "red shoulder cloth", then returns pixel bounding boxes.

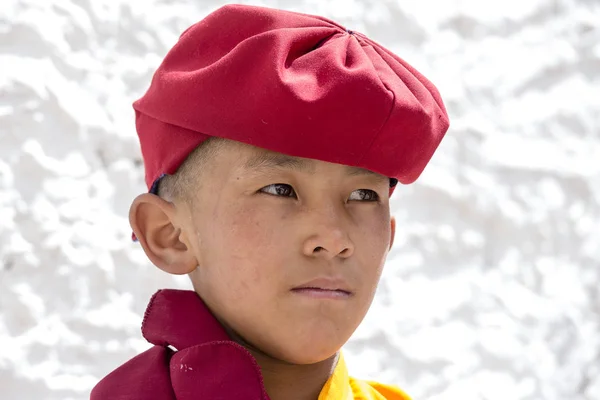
[90,289,270,400]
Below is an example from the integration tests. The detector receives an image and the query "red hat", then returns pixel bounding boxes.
[133,4,449,193]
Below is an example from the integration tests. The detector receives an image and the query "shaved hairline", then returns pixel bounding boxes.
[157,136,227,203]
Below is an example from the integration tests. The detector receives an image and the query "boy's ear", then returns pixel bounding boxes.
[129,193,198,275]
[389,216,396,250]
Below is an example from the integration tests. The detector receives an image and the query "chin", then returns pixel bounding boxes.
[297,352,339,365]
[277,350,338,366]
[276,324,357,365]
[269,339,342,366]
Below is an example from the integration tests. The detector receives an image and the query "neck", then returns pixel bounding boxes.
[250,349,338,400]
[209,305,339,400]
[220,322,338,400]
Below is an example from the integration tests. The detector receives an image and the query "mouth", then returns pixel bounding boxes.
[291,277,353,299]
[291,287,352,299]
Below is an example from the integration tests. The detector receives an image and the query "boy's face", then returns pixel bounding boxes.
[143,141,395,365]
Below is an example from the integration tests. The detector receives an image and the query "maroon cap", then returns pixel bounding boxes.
[133,4,449,192]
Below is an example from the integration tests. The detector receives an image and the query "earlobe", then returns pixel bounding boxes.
[129,193,198,275]
[389,216,396,250]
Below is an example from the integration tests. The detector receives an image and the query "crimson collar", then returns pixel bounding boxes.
[142,289,231,349]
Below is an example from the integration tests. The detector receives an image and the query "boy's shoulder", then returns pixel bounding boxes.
[90,354,411,400]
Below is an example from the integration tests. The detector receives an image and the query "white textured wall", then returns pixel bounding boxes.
[1,1,599,399]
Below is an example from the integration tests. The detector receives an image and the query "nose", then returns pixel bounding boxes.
[302,208,354,260]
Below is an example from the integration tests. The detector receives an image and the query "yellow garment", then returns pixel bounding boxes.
[318,352,411,400]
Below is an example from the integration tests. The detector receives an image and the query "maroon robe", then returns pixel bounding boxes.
[90,289,270,399]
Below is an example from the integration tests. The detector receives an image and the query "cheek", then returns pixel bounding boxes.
[201,203,287,294]
[354,211,391,274]
[228,205,281,256]
[356,210,391,249]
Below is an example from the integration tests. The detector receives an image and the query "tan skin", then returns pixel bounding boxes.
[129,141,396,400]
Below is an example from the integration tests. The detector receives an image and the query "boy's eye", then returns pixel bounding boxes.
[348,189,379,202]
[259,185,379,201]
[260,183,297,198]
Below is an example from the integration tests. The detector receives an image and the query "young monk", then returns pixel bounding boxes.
[91,4,449,400]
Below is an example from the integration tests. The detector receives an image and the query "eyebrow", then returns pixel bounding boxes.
[243,152,385,180]
[244,153,315,173]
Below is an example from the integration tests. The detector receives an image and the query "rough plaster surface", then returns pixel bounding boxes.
[1,0,599,399]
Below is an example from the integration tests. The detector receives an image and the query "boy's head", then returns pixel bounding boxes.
[131,137,395,364]
[128,4,449,365]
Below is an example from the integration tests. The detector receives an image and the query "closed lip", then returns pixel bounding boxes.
[292,277,353,294]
